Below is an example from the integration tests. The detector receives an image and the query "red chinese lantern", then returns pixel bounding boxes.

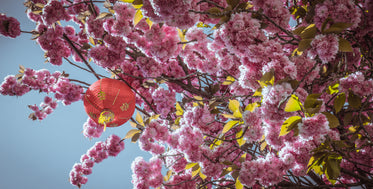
[84,78,136,128]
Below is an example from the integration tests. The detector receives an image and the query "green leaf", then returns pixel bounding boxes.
[280,116,302,136]
[293,26,306,35]
[300,24,317,39]
[323,22,353,34]
[304,94,322,115]
[133,9,143,26]
[285,94,302,112]
[207,7,222,18]
[348,91,361,109]
[334,92,346,113]
[322,112,340,128]
[338,37,353,52]
[297,38,313,52]
[119,0,134,2]
[325,156,342,185]
[259,70,275,87]
[222,120,239,134]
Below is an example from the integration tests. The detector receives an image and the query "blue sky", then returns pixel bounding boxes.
[0,1,149,188]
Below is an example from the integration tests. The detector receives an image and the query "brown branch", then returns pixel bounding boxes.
[62,34,101,80]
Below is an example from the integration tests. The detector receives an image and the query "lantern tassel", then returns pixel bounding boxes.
[98,110,115,131]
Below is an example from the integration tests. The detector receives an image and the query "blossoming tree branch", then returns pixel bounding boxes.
[1,0,373,188]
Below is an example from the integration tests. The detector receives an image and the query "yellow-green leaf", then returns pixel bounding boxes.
[136,111,144,126]
[334,92,346,113]
[185,162,198,170]
[233,110,242,118]
[259,70,275,87]
[280,116,302,136]
[338,37,353,52]
[177,28,187,50]
[222,114,236,119]
[304,94,322,115]
[124,129,141,139]
[222,76,235,85]
[235,177,244,189]
[260,141,267,151]
[229,99,240,113]
[236,128,246,147]
[327,83,339,95]
[89,37,96,45]
[133,9,143,26]
[175,102,184,116]
[196,22,210,28]
[145,18,153,29]
[285,94,302,112]
[253,88,262,97]
[322,112,340,128]
[222,120,239,134]
[119,0,134,2]
[199,171,207,180]
[244,102,259,112]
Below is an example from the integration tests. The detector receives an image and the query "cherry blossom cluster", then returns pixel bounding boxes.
[0,68,82,119]
[28,96,58,120]
[0,13,21,38]
[2,0,373,188]
[82,118,104,139]
[70,134,124,187]
[131,157,163,189]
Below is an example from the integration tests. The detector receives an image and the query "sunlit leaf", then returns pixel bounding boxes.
[119,0,134,2]
[164,170,172,181]
[235,177,243,189]
[222,120,239,134]
[199,171,207,180]
[285,94,302,112]
[222,76,235,85]
[145,18,153,29]
[236,128,246,147]
[279,116,302,136]
[229,99,240,113]
[133,9,143,26]
[185,162,198,170]
[175,102,184,116]
[191,165,200,177]
[124,129,141,139]
[327,83,339,95]
[136,111,144,126]
[244,102,259,112]
[95,12,112,20]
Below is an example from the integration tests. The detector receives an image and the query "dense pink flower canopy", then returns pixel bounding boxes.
[1,0,373,188]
